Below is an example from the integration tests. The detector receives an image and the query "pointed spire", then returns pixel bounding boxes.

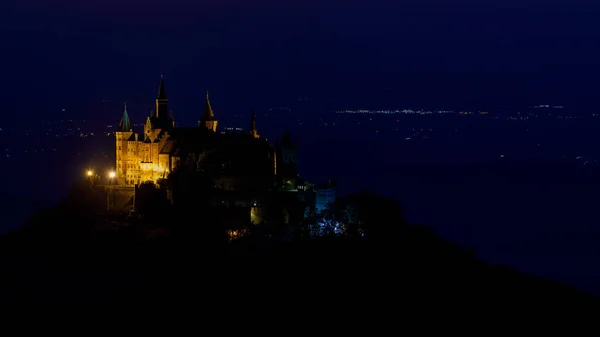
[199,90,218,131]
[249,108,259,138]
[154,73,171,129]
[119,103,132,132]
[250,108,256,128]
[202,90,215,121]
[157,73,167,99]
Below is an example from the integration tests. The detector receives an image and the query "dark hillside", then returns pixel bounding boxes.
[0,187,597,332]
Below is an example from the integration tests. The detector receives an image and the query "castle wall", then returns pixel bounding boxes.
[127,139,141,185]
[116,131,133,180]
[105,186,135,213]
[158,154,170,178]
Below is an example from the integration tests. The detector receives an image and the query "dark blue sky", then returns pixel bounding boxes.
[4,1,600,125]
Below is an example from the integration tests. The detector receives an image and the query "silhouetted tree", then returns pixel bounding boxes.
[342,190,405,239]
[166,165,228,245]
[135,182,170,220]
[302,190,404,239]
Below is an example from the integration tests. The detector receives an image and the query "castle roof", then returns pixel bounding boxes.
[167,126,270,156]
[201,91,216,122]
[157,73,167,100]
[160,139,176,155]
[249,108,257,133]
[118,103,132,132]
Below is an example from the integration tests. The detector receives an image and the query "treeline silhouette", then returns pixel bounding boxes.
[0,172,599,331]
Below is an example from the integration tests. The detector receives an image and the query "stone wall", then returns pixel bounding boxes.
[105,186,135,213]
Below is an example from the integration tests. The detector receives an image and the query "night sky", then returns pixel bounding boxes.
[5,1,600,125]
[4,1,600,294]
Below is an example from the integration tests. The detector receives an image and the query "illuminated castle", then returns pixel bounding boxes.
[114,75,294,191]
[109,75,336,232]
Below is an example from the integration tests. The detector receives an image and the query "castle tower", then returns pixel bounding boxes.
[281,131,297,169]
[276,131,298,191]
[116,103,134,182]
[119,102,132,133]
[153,74,171,130]
[199,90,218,132]
[249,108,260,139]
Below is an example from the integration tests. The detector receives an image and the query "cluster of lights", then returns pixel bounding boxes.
[140,163,165,172]
[86,169,116,179]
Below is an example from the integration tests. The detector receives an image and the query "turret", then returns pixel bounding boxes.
[116,103,134,182]
[276,131,298,190]
[152,74,171,130]
[249,108,259,138]
[199,90,218,132]
[281,131,297,165]
[118,103,132,132]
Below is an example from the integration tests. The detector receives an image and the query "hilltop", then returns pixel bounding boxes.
[0,185,598,332]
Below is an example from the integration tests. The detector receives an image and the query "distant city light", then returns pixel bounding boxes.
[109,171,116,178]
[335,109,456,115]
[87,170,93,176]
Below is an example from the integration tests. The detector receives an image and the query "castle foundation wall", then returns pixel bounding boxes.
[105,185,135,213]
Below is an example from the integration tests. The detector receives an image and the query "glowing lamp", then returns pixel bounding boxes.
[109,171,116,179]
[87,170,93,177]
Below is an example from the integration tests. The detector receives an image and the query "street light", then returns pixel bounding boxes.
[109,171,116,179]
[87,170,93,177]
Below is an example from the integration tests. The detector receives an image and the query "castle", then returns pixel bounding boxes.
[110,75,334,231]
[114,75,300,194]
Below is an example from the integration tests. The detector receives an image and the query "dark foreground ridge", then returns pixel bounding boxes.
[0,186,598,332]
